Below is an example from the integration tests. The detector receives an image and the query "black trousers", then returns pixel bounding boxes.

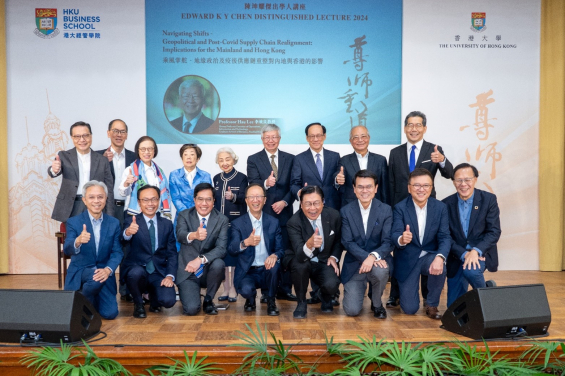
[125,265,176,308]
[291,258,340,302]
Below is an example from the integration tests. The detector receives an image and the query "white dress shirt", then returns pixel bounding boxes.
[358,200,381,261]
[355,151,369,170]
[264,149,278,190]
[185,167,196,187]
[397,200,427,258]
[249,212,268,266]
[187,212,211,263]
[76,150,91,195]
[111,147,127,200]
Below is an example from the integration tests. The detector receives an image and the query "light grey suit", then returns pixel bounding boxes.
[48,148,114,223]
[175,207,229,315]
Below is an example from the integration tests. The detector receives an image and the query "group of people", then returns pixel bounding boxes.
[53,111,501,321]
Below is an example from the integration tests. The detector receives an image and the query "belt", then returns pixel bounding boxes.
[249,265,264,270]
[114,200,126,206]
[74,195,83,201]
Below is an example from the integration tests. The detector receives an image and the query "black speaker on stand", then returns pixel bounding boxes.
[0,290,102,343]
[441,284,551,340]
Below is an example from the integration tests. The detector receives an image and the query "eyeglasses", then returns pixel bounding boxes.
[410,183,432,190]
[355,185,375,191]
[307,134,325,140]
[196,197,213,203]
[350,134,369,141]
[246,195,265,201]
[72,134,91,141]
[140,198,159,204]
[85,195,105,200]
[262,136,280,141]
[181,94,201,101]
[454,178,475,185]
[405,123,424,130]
[139,147,155,153]
[110,129,128,135]
[303,201,322,209]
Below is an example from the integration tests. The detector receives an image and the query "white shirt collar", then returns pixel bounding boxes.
[310,148,324,159]
[111,147,125,157]
[265,149,279,159]
[358,200,372,213]
[248,211,263,223]
[355,150,369,159]
[143,214,157,225]
[407,139,424,151]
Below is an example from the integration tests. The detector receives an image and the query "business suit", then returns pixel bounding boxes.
[49,148,115,223]
[121,213,178,309]
[391,196,450,314]
[176,207,229,315]
[170,114,215,134]
[338,152,390,206]
[229,212,284,299]
[290,148,341,210]
[443,189,501,306]
[63,211,123,319]
[340,199,394,316]
[285,207,343,303]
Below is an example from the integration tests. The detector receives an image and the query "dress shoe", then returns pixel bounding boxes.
[320,294,333,312]
[120,294,133,302]
[276,292,298,301]
[267,298,279,316]
[485,280,497,288]
[260,294,268,303]
[386,297,400,308]
[133,303,146,318]
[306,294,321,304]
[374,306,387,319]
[203,299,218,315]
[149,306,161,313]
[228,294,238,303]
[332,298,340,307]
[244,298,256,312]
[426,306,442,320]
[293,301,307,319]
[218,295,229,301]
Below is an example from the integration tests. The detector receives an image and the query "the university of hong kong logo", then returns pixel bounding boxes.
[471,12,486,32]
[34,8,60,39]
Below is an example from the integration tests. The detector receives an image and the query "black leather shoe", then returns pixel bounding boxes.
[133,303,146,318]
[149,306,161,313]
[321,301,333,313]
[374,306,387,319]
[260,294,268,304]
[203,300,218,315]
[276,292,298,301]
[267,298,279,316]
[120,294,133,302]
[386,297,400,308]
[218,295,229,301]
[244,298,256,312]
[306,294,321,304]
[293,301,307,319]
[332,298,340,307]
[485,280,497,288]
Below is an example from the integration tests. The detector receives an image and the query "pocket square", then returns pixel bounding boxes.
[329,230,335,236]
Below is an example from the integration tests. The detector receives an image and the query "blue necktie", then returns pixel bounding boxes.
[315,153,323,180]
[311,220,320,262]
[409,145,416,172]
[146,219,156,274]
[195,218,206,278]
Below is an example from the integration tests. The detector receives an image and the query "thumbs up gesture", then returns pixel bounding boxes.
[225,186,234,200]
[125,216,139,236]
[244,228,261,247]
[430,144,445,163]
[266,170,276,187]
[400,225,413,246]
[124,168,137,187]
[336,166,345,185]
[75,224,91,247]
[307,228,323,250]
[103,146,113,162]
[190,220,208,241]
[52,154,61,174]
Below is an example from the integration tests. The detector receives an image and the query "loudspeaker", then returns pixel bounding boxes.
[441,284,551,340]
[0,290,102,343]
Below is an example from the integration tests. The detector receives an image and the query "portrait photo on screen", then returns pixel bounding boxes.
[164,75,221,134]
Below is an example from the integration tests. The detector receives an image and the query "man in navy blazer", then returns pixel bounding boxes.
[442,163,501,307]
[229,184,285,315]
[121,185,178,318]
[63,180,123,320]
[290,122,341,210]
[336,126,389,206]
[391,168,451,319]
[340,170,393,319]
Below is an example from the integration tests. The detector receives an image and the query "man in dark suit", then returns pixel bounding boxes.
[63,180,123,320]
[391,168,451,319]
[290,122,341,210]
[48,121,114,223]
[340,170,393,319]
[336,125,389,206]
[170,79,215,134]
[386,111,453,308]
[121,185,177,318]
[176,183,229,315]
[285,185,343,319]
[442,163,501,307]
[229,184,285,315]
[247,123,296,302]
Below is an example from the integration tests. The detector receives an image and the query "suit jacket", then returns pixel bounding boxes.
[442,189,501,278]
[121,213,178,280]
[388,140,453,207]
[290,148,341,210]
[170,114,215,134]
[95,148,136,183]
[284,207,343,269]
[340,199,394,285]
[228,212,284,290]
[48,148,115,222]
[391,196,451,282]
[63,211,123,291]
[175,207,229,284]
[247,149,295,226]
[337,152,390,206]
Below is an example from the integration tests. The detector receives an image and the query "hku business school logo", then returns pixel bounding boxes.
[34,8,60,39]
[471,12,486,33]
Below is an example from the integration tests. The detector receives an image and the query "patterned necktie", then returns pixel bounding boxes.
[310,220,320,262]
[409,145,416,172]
[270,155,278,180]
[316,153,323,180]
[195,218,206,277]
[146,219,156,274]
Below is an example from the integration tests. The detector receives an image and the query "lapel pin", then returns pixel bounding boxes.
[474,206,478,210]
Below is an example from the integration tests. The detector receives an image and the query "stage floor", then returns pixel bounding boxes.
[1,270,564,346]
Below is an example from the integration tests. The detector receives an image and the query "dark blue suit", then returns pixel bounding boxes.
[337,152,390,206]
[121,213,178,308]
[391,196,450,314]
[64,211,123,319]
[290,148,341,210]
[442,189,501,306]
[229,212,284,299]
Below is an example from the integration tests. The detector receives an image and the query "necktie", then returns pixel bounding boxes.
[409,145,416,172]
[202,218,207,229]
[311,220,319,262]
[316,153,323,180]
[146,219,156,274]
[195,218,206,277]
[183,121,189,133]
[270,155,278,180]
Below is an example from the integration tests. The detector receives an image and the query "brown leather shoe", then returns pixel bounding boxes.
[426,306,442,320]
